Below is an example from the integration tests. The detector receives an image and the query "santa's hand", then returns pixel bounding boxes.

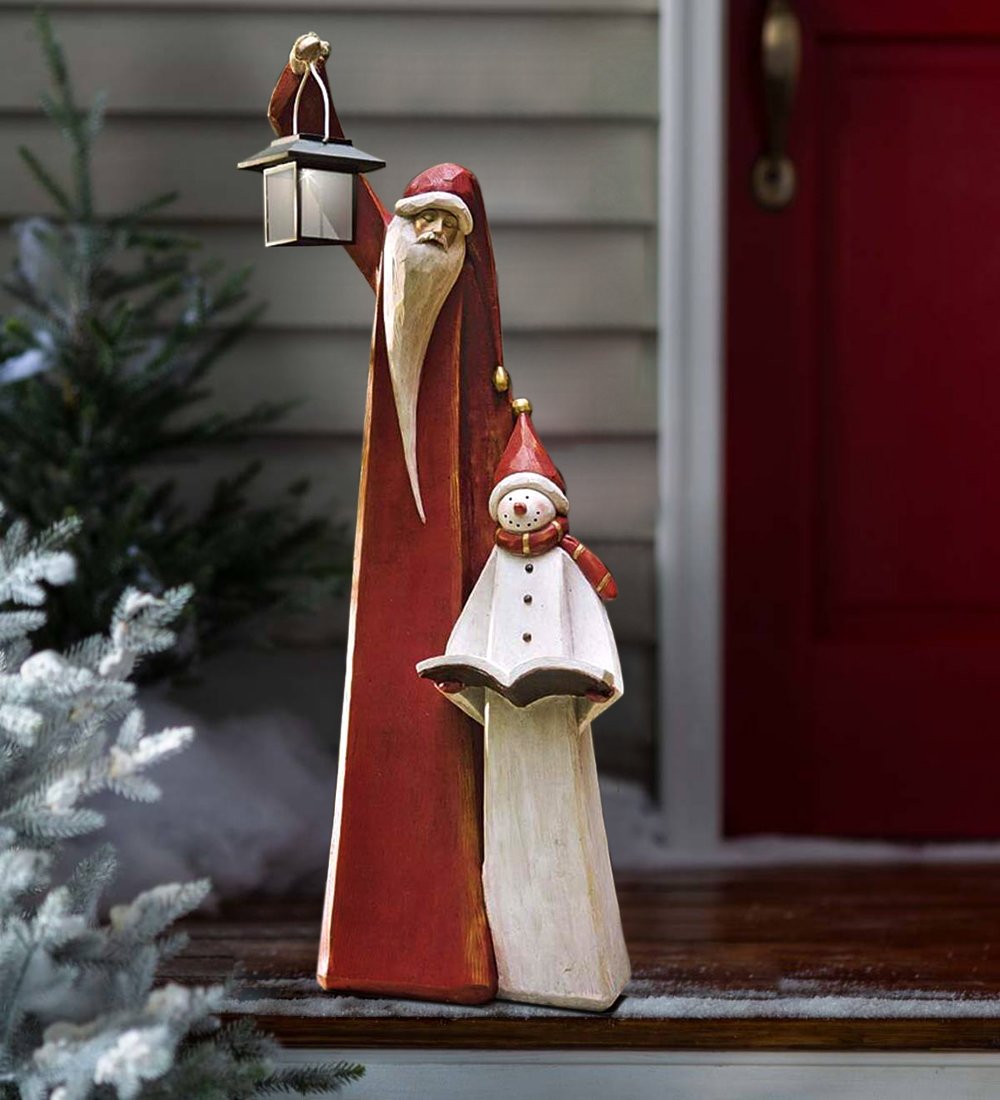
[585,687,613,703]
[290,32,331,74]
[436,680,464,695]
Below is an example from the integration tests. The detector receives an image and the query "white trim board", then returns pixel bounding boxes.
[656,0,726,849]
[279,1049,1000,1100]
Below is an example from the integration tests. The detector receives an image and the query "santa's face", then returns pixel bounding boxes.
[497,488,557,533]
[412,207,461,251]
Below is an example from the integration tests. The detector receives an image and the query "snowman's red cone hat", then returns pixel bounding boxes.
[489,410,569,520]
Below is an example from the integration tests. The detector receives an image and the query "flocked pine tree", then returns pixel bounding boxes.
[0,505,363,1099]
[0,11,348,671]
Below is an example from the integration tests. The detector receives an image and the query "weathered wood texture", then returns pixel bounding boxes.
[483,699,630,1011]
[168,865,1000,1051]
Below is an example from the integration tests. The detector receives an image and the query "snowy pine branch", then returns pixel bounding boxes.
[0,505,361,1097]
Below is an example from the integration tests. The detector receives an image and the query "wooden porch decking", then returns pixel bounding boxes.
[166,864,1000,1051]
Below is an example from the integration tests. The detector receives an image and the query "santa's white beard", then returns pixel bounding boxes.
[381,215,466,522]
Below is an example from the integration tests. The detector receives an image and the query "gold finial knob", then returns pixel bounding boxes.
[512,397,533,417]
[492,365,510,394]
[290,32,330,75]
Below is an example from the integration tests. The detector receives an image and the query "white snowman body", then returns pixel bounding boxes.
[417,482,631,1011]
[440,538,622,726]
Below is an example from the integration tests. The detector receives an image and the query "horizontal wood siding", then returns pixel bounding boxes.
[139,437,657,542]
[0,10,657,118]
[0,117,657,225]
[0,2,658,782]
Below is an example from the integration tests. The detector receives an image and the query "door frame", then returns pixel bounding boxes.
[657,0,727,849]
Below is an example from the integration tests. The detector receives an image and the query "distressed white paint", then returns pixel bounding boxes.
[419,545,622,720]
[419,534,628,1009]
[276,1049,1000,1100]
[482,695,630,1010]
[657,0,725,849]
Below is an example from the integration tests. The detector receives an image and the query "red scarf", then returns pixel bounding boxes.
[495,516,618,601]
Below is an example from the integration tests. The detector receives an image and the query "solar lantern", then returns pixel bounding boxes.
[237,62,384,246]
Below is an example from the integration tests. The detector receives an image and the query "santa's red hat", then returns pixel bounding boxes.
[489,411,569,519]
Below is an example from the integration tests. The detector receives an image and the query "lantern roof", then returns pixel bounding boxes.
[237,134,385,175]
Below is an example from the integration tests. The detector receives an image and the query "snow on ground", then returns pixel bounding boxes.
[599,774,1000,870]
[67,694,335,903]
[224,984,1000,1021]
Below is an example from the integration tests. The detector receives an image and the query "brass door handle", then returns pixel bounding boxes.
[752,0,801,210]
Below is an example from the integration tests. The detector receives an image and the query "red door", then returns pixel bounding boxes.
[726,1,1000,836]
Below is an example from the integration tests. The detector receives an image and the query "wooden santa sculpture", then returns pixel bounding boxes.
[262,34,513,1002]
[418,405,632,1010]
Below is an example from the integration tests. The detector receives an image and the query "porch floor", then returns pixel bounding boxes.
[167,864,1000,1051]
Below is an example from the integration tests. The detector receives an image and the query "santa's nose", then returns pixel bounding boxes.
[513,502,527,516]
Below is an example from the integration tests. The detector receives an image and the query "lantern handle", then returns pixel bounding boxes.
[292,61,331,141]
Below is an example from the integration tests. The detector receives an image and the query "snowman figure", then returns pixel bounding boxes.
[417,404,631,1011]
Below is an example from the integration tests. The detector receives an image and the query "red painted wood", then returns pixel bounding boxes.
[726,1,1000,836]
[493,410,566,491]
[808,0,1000,37]
[270,62,511,999]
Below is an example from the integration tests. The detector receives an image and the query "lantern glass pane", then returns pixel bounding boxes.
[264,163,297,246]
[300,169,354,242]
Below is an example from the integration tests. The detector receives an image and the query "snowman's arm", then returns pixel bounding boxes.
[443,685,486,727]
[416,549,499,725]
[445,547,499,657]
[562,555,623,727]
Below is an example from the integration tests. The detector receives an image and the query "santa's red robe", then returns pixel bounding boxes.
[269,63,511,1002]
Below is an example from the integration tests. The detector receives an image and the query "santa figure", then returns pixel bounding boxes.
[268,34,511,1002]
[418,407,632,1010]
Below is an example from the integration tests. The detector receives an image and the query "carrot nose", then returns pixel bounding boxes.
[513,502,527,516]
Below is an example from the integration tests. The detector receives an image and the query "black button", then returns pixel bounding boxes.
[525,563,533,573]
[523,594,532,604]
[522,632,532,643]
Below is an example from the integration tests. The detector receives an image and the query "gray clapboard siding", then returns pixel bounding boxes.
[0,0,659,784]
[141,435,656,542]
[0,118,656,227]
[199,330,657,435]
[0,10,657,119]
[0,223,656,331]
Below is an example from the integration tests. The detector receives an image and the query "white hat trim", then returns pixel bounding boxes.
[489,472,569,520]
[394,191,474,236]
